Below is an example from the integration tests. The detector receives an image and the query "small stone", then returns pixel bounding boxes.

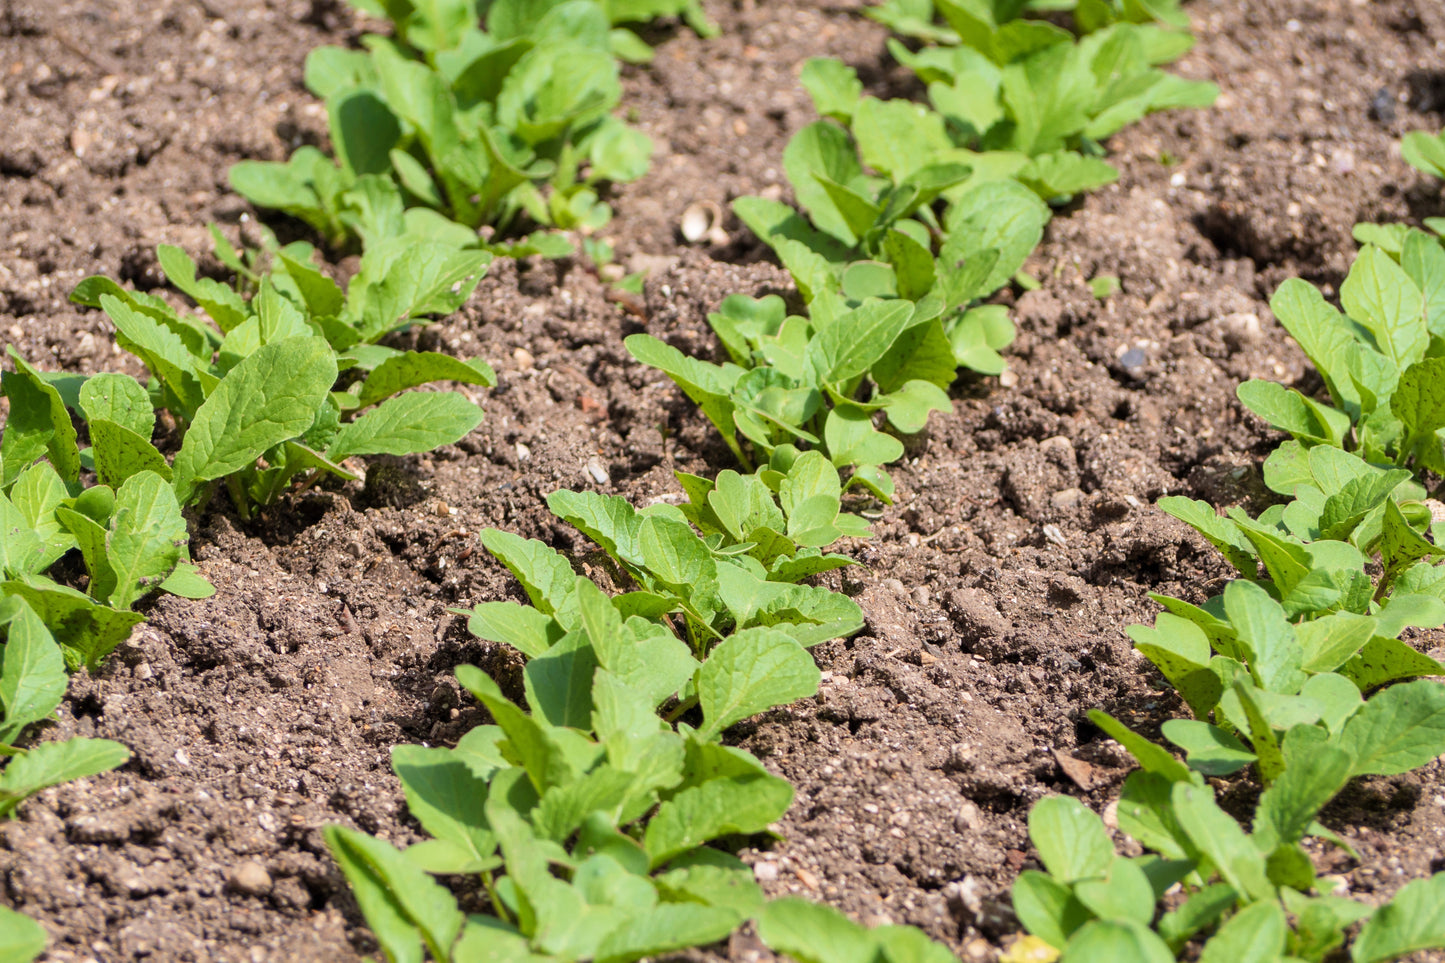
[753,861,779,883]
[512,347,535,369]
[585,456,609,486]
[1119,347,1147,369]
[1051,487,1085,511]
[133,662,153,681]
[174,748,191,767]
[1220,311,1261,347]
[998,368,1019,388]
[515,442,531,462]
[1042,523,1068,548]
[954,800,985,833]
[228,860,273,896]
[1369,87,1396,123]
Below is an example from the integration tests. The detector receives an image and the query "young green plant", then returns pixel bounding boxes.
[68,236,494,520]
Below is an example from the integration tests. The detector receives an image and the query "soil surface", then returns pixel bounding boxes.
[3,0,1445,960]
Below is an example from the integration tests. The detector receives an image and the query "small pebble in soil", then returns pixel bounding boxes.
[1119,347,1147,370]
[1369,87,1396,123]
[227,860,273,897]
[753,861,779,883]
[585,456,610,485]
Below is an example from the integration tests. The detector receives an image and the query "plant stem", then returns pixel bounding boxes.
[226,475,252,523]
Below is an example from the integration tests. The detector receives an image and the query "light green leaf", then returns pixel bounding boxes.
[356,352,496,408]
[326,391,482,462]
[0,737,131,818]
[171,338,337,505]
[1196,899,1286,963]
[106,471,186,610]
[1353,871,1445,962]
[697,626,820,740]
[1028,795,1114,883]
[1336,678,1445,776]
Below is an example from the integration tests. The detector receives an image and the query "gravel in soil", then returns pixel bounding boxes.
[3,0,1445,959]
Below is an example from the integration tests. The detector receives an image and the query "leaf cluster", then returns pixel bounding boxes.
[468,463,866,658]
[1238,231,1445,475]
[1,352,215,668]
[66,235,493,519]
[231,0,669,252]
[0,596,131,962]
[864,1,1216,200]
[324,471,875,961]
[868,0,1191,45]
[1014,732,1445,962]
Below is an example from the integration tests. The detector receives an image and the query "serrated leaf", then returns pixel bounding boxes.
[1353,871,1445,962]
[1336,678,1445,776]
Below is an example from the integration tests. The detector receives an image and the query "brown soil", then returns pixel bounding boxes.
[2,0,1445,960]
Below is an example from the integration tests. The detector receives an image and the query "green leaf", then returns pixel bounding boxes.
[524,631,599,730]
[1013,870,1092,951]
[391,745,496,870]
[1160,719,1256,776]
[1060,919,1173,963]
[478,530,580,621]
[1223,579,1307,695]
[1170,781,1274,901]
[171,338,338,505]
[0,596,66,744]
[1074,857,1155,925]
[1028,795,1114,884]
[1339,636,1445,692]
[1087,710,1192,783]
[625,335,746,464]
[824,403,905,469]
[78,372,154,439]
[1236,379,1349,446]
[782,121,866,245]
[1336,678,1445,776]
[944,179,1050,297]
[1157,496,1256,575]
[643,746,793,867]
[2,349,81,486]
[155,244,248,332]
[356,352,496,408]
[464,601,563,658]
[326,391,483,462]
[0,737,131,818]
[323,825,464,963]
[697,626,820,740]
[800,58,862,123]
[1,576,143,671]
[0,906,45,963]
[105,471,186,610]
[1254,727,1351,849]
[1341,244,1426,368]
[89,419,172,490]
[1353,871,1445,962]
[159,561,215,600]
[1196,899,1286,963]
[1393,357,1445,440]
